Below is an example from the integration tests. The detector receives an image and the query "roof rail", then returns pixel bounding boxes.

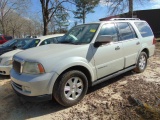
[110,18,140,20]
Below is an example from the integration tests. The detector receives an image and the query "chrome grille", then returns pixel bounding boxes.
[13,60,21,73]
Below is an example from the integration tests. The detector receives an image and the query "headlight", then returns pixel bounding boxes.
[4,60,13,66]
[22,61,45,74]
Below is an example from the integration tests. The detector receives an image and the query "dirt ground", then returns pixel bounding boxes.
[0,42,160,120]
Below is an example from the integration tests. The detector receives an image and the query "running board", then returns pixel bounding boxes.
[92,65,136,86]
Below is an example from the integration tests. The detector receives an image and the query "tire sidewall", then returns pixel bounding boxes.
[53,70,88,106]
[136,52,147,72]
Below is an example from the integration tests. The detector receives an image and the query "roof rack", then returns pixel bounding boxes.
[110,18,140,20]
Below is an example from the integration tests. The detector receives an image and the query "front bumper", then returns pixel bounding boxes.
[10,69,58,101]
[0,65,11,75]
[12,86,52,102]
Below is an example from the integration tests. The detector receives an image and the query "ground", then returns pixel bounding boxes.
[0,42,160,120]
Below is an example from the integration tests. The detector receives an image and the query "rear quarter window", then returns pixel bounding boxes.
[134,22,153,37]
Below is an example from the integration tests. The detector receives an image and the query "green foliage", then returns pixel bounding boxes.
[54,5,69,26]
[73,0,99,23]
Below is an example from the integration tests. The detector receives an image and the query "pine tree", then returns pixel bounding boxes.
[73,0,99,24]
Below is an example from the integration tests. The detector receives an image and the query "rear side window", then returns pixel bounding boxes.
[40,39,50,46]
[134,22,153,37]
[117,22,137,41]
[0,37,3,40]
[47,38,57,43]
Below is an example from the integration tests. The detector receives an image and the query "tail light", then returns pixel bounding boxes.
[153,37,156,45]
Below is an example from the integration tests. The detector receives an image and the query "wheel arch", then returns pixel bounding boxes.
[56,65,92,87]
[48,64,95,95]
[141,48,149,58]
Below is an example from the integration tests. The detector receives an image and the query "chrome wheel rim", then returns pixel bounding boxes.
[64,77,83,100]
[139,55,146,70]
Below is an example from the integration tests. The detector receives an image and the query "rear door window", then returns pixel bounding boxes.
[40,39,50,46]
[116,22,137,41]
[46,38,56,44]
[134,22,153,37]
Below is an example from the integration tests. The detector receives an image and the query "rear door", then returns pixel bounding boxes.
[93,23,124,79]
[116,22,141,68]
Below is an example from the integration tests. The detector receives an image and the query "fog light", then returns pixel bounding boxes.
[22,86,31,93]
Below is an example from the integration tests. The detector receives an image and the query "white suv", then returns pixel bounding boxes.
[10,18,155,106]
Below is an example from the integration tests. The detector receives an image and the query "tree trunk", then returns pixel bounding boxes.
[43,19,48,35]
[83,13,85,24]
[128,0,133,18]
[12,29,15,38]
[1,21,6,35]
[82,7,85,24]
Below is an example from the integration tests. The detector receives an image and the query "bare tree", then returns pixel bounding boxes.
[102,0,148,17]
[7,13,24,38]
[0,0,30,35]
[39,0,73,35]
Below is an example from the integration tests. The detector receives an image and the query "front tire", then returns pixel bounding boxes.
[53,70,88,107]
[134,52,147,73]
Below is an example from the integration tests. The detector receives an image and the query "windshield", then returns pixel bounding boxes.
[15,39,32,48]
[1,39,17,47]
[58,24,99,44]
[22,39,40,50]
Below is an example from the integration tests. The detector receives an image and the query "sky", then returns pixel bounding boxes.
[31,0,160,28]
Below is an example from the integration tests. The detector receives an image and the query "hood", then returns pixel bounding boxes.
[14,44,93,72]
[15,44,90,60]
[0,47,13,55]
[1,49,23,58]
[0,45,7,49]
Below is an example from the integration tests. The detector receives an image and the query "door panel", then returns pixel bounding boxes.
[93,42,124,79]
[93,23,125,79]
[122,39,141,67]
[116,22,140,68]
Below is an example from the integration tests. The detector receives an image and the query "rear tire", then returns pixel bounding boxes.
[134,52,147,73]
[53,70,88,107]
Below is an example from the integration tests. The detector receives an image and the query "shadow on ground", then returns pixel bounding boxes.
[0,70,134,120]
[88,71,133,94]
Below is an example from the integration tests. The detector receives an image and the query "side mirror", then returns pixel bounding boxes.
[94,35,113,47]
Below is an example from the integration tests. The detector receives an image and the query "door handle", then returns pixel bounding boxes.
[136,42,140,45]
[115,46,120,50]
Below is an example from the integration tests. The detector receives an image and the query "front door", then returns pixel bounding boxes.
[93,23,125,79]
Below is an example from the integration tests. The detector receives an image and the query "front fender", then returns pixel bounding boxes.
[52,57,96,80]
[48,57,97,94]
